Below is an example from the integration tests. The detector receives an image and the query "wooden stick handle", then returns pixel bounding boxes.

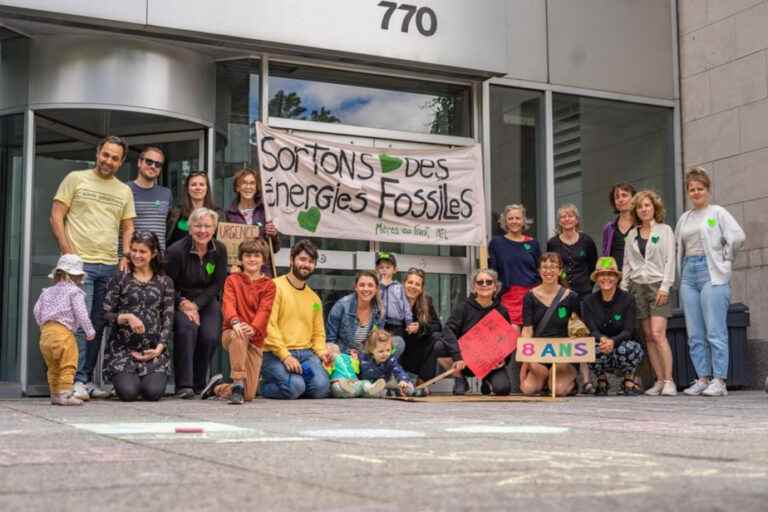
[416,368,456,390]
[551,363,557,399]
[268,237,277,277]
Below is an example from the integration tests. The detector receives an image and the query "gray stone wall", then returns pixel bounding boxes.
[679,0,768,388]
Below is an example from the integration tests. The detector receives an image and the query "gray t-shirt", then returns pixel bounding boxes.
[129,181,173,249]
[681,207,708,257]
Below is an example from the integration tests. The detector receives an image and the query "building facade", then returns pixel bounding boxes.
[1,0,683,395]
[679,0,768,389]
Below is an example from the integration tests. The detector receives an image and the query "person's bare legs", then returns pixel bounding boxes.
[520,362,549,395]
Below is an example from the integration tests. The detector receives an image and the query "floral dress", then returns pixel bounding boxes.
[103,272,175,378]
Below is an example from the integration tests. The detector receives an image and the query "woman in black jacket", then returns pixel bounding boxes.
[400,268,442,382]
[166,207,228,398]
[440,268,513,396]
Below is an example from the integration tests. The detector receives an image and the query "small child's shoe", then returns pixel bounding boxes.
[52,392,83,406]
[228,384,245,405]
[363,378,387,398]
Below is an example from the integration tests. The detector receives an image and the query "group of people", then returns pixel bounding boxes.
[33,135,747,406]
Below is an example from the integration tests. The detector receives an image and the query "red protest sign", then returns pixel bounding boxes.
[458,310,519,380]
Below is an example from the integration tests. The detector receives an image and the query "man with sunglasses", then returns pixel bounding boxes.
[128,147,173,251]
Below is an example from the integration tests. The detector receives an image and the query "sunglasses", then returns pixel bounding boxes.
[407,267,425,277]
[140,157,164,169]
[475,279,495,286]
[132,231,159,243]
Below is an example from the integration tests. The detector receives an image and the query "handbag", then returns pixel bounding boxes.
[568,313,589,337]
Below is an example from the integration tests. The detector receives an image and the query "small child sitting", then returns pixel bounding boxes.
[359,329,416,397]
[33,254,95,406]
[325,343,386,398]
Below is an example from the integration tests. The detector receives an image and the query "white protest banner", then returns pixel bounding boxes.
[254,123,487,246]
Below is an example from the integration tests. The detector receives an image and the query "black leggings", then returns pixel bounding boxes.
[173,299,221,392]
[112,371,168,402]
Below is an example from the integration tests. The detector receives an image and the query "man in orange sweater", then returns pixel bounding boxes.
[201,239,276,404]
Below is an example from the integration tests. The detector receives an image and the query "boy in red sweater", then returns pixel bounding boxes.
[201,239,276,404]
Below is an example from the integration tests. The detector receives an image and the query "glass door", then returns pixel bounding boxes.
[25,109,206,394]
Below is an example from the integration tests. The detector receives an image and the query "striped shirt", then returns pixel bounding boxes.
[353,322,369,352]
[129,182,173,249]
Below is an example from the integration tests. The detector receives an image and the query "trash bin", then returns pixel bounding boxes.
[667,303,751,388]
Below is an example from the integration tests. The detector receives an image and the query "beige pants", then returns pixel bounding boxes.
[39,322,78,395]
[214,329,263,401]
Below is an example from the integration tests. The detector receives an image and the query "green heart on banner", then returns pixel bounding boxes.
[205,262,215,275]
[707,218,717,228]
[557,306,568,319]
[178,218,189,231]
[613,313,622,321]
[651,235,660,244]
[379,153,403,173]
[298,207,321,233]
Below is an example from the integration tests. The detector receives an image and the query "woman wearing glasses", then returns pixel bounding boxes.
[166,207,228,398]
[400,268,443,382]
[520,253,580,397]
[167,171,220,247]
[440,269,514,395]
[103,231,174,401]
[224,168,280,276]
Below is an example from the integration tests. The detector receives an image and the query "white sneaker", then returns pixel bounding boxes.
[702,378,728,397]
[644,381,664,396]
[72,381,90,401]
[363,378,387,398]
[85,382,111,399]
[51,392,83,406]
[683,379,709,396]
[661,380,678,396]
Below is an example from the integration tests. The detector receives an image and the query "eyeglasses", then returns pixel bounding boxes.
[132,231,158,243]
[407,267,425,278]
[140,157,164,169]
[189,171,208,177]
[475,279,495,286]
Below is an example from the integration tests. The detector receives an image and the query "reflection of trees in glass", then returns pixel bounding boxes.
[268,90,340,123]
[424,96,458,135]
[310,107,340,123]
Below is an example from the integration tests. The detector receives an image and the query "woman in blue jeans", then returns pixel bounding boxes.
[675,168,745,397]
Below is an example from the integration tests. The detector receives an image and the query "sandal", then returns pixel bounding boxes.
[594,375,609,396]
[621,377,641,396]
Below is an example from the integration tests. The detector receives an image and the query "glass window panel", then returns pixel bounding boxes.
[268,62,472,136]
[214,59,261,208]
[0,114,24,382]
[552,94,674,244]
[489,86,546,241]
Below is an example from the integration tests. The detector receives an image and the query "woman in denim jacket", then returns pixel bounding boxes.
[326,271,403,356]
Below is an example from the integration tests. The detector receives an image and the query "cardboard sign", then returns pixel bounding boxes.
[217,222,261,266]
[458,310,519,380]
[515,337,596,363]
[254,123,488,246]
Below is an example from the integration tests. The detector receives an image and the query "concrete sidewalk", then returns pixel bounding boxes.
[1,391,767,511]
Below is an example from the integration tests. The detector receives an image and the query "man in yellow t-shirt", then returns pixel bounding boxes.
[50,135,136,400]
[261,240,331,399]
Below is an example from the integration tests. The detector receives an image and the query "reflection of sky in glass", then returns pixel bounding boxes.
[267,76,447,134]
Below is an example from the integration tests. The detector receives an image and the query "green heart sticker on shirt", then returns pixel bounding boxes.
[613,313,622,321]
[178,218,189,231]
[557,306,567,319]
[205,262,215,275]
[579,249,585,257]
[651,235,659,244]
[312,303,322,311]
[523,243,531,251]
[707,218,717,228]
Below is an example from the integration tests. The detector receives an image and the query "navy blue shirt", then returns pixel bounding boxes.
[488,235,541,294]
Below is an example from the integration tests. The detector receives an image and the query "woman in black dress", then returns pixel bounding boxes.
[520,252,581,397]
[103,231,174,401]
[400,268,443,382]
